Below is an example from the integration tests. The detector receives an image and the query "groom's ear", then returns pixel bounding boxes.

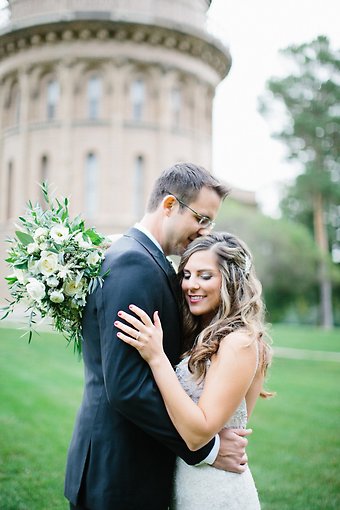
[162,195,177,216]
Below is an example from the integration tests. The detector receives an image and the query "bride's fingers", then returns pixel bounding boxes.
[117,310,146,330]
[153,311,162,332]
[128,304,153,326]
[114,320,142,339]
[117,331,141,349]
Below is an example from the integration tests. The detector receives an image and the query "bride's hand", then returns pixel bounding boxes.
[115,304,164,364]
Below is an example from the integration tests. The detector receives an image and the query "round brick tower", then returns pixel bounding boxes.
[0,0,231,300]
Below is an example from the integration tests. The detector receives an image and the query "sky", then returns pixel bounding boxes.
[208,0,340,214]
[1,1,339,214]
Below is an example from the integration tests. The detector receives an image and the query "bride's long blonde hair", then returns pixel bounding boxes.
[178,232,273,398]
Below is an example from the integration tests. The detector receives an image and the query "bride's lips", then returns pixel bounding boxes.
[187,295,205,304]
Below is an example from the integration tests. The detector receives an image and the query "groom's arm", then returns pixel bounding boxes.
[97,249,215,465]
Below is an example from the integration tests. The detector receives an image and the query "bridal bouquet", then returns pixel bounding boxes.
[2,183,111,355]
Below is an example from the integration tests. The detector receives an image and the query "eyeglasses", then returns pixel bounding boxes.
[165,190,215,229]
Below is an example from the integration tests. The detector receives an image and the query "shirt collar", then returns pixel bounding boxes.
[134,223,163,253]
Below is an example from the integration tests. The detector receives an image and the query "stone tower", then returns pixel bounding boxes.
[0,0,231,300]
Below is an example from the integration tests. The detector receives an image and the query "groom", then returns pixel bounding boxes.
[65,163,251,510]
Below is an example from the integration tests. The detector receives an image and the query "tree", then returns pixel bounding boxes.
[216,199,319,323]
[259,35,340,329]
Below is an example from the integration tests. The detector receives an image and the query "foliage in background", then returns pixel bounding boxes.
[259,35,340,328]
[216,199,319,323]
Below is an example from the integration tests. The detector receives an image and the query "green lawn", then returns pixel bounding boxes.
[0,323,339,509]
[0,326,83,510]
[268,323,340,352]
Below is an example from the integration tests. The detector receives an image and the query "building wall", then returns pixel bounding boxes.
[0,0,230,302]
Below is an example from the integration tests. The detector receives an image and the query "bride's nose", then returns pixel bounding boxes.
[189,279,200,291]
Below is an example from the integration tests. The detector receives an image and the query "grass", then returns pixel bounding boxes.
[0,323,339,509]
[268,323,340,352]
[0,326,83,510]
[248,357,340,509]
[248,324,340,509]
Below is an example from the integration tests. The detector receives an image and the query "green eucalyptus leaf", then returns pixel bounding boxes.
[5,277,18,284]
[13,261,28,270]
[84,229,102,245]
[15,230,34,245]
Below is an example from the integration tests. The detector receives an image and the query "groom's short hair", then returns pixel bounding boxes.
[146,162,229,212]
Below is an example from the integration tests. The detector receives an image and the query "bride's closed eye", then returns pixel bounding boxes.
[200,272,213,280]
[182,271,213,280]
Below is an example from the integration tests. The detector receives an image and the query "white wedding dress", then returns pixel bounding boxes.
[171,357,261,510]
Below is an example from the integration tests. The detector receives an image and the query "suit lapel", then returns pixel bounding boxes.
[124,228,180,301]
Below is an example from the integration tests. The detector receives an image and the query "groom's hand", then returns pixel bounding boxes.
[212,428,252,473]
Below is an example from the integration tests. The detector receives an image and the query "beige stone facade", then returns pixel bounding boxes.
[0,0,231,302]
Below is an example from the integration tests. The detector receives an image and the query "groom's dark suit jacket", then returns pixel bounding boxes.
[64,228,215,510]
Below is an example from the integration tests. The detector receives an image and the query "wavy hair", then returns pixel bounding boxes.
[178,232,273,398]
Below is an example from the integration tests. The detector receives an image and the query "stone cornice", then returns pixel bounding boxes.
[0,19,231,79]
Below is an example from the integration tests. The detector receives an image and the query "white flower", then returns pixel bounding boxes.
[71,295,86,308]
[39,242,49,251]
[26,277,46,301]
[64,279,84,297]
[39,251,59,276]
[86,251,100,266]
[28,259,40,275]
[58,269,69,279]
[33,227,48,243]
[50,290,65,303]
[46,275,59,288]
[57,263,73,279]
[50,225,70,245]
[27,242,40,255]
[75,232,92,249]
[12,267,28,284]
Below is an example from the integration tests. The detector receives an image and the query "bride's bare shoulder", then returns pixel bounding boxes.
[219,330,257,353]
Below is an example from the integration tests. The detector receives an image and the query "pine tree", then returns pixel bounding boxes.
[260,36,340,328]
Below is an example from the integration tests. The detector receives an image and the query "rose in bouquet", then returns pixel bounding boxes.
[1,183,111,355]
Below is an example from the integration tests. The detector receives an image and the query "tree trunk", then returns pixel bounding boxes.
[313,193,333,329]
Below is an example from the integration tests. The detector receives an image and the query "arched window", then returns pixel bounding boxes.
[40,155,49,206]
[40,155,49,183]
[131,79,145,121]
[171,87,181,128]
[15,89,21,124]
[85,152,98,218]
[87,75,102,120]
[133,155,145,218]
[46,79,60,120]
[7,83,20,125]
[7,161,13,220]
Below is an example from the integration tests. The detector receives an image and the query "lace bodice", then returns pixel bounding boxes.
[172,355,261,509]
[175,357,248,428]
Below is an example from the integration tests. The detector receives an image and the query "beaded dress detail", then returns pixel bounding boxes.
[171,357,261,510]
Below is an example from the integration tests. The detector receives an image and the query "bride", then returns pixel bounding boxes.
[115,232,273,509]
